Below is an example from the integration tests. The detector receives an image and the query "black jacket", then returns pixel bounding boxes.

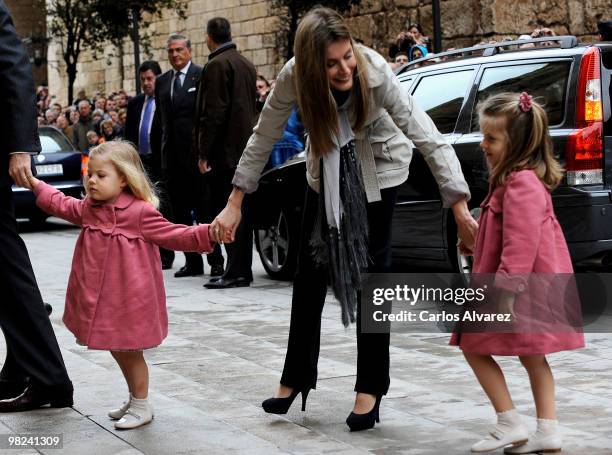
[0,1,40,185]
[154,62,202,173]
[193,44,257,171]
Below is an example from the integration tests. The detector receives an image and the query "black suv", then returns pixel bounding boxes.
[250,37,612,280]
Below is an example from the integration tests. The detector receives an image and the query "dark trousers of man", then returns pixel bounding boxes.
[0,185,71,393]
[167,169,223,271]
[141,153,175,266]
[280,185,399,396]
[206,168,253,281]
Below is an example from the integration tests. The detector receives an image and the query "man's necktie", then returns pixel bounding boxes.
[172,71,182,103]
[139,96,154,155]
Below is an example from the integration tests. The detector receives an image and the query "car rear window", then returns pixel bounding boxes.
[39,128,74,153]
[411,70,474,134]
[471,62,571,131]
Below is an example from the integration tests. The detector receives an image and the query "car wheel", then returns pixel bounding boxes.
[453,207,481,286]
[255,209,298,280]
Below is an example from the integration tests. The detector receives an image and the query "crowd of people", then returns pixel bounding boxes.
[35,87,129,152]
[387,20,612,71]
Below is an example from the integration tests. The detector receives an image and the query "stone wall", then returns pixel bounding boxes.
[47,0,280,105]
[6,0,47,86]
[47,0,609,105]
[344,0,607,55]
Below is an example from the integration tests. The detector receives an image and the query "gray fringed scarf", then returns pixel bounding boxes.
[309,91,369,327]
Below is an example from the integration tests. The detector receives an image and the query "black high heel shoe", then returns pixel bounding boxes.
[346,395,382,431]
[262,388,310,414]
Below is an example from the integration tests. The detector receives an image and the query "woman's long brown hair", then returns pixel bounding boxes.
[293,7,370,159]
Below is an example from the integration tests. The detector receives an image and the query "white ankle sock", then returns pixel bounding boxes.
[497,408,522,426]
[536,418,558,436]
[130,395,149,408]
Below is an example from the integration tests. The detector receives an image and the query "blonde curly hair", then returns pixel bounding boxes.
[86,140,159,208]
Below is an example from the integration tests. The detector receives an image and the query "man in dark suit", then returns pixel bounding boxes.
[0,0,73,411]
[156,34,223,278]
[125,60,174,269]
[125,60,163,170]
[194,18,257,289]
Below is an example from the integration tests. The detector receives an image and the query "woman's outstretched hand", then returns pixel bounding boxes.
[457,240,473,256]
[452,198,478,252]
[210,186,245,243]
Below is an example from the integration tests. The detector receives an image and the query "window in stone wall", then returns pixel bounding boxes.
[411,70,474,134]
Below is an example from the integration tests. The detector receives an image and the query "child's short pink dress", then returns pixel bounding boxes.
[34,181,214,351]
[449,170,584,355]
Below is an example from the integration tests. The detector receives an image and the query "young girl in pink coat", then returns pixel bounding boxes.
[450,92,584,454]
[26,141,218,430]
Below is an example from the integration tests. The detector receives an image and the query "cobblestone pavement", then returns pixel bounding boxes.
[0,219,610,455]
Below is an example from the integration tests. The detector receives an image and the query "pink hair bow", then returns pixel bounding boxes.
[519,91,533,113]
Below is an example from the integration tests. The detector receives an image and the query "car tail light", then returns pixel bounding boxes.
[81,154,89,176]
[566,47,603,185]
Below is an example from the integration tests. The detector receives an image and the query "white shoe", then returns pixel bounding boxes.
[114,397,154,430]
[504,421,562,454]
[471,409,528,453]
[108,396,131,420]
[471,424,529,452]
[503,434,561,453]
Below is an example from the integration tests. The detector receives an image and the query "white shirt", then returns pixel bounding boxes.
[170,60,191,98]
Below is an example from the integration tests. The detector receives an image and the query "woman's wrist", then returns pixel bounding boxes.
[451,198,471,222]
[228,185,245,209]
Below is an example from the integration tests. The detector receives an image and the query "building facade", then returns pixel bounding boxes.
[47,0,607,105]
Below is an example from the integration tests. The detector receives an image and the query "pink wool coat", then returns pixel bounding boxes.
[449,170,585,355]
[34,181,214,350]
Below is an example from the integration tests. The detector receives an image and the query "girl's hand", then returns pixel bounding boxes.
[208,224,219,244]
[27,174,41,190]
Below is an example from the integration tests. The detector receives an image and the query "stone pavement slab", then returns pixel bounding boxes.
[0,218,610,454]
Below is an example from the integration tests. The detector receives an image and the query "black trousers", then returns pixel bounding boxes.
[141,154,175,266]
[0,184,71,389]
[206,168,253,281]
[166,168,223,271]
[280,185,398,396]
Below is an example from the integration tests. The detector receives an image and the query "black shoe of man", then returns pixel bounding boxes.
[209,264,224,279]
[203,277,251,289]
[0,379,28,401]
[0,382,73,412]
[174,266,204,278]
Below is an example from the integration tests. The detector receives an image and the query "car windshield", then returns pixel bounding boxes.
[39,128,74,153]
